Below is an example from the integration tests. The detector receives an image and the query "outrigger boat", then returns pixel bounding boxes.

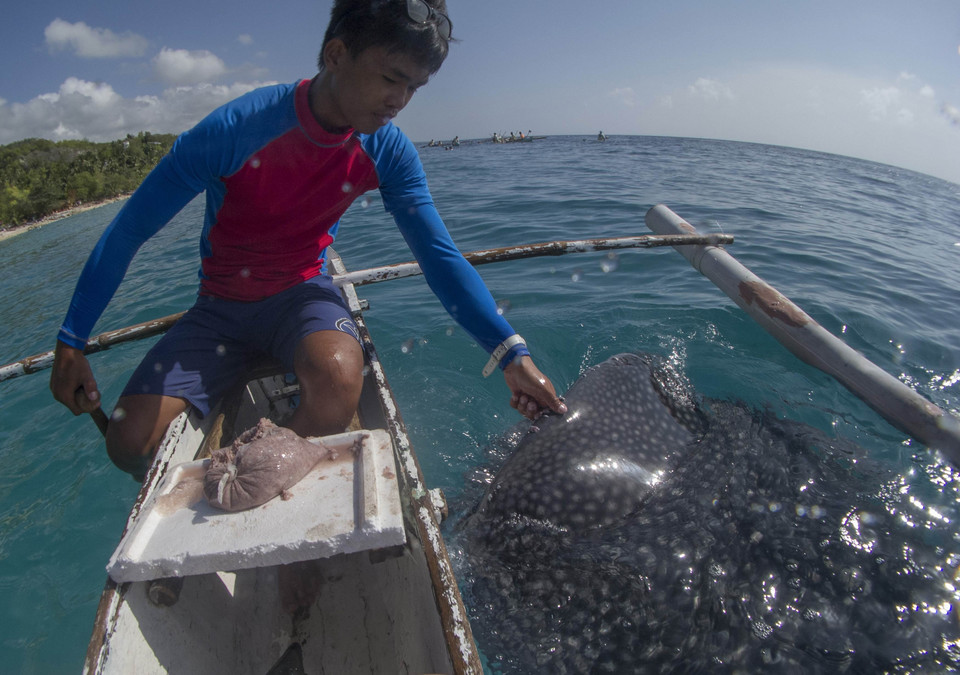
[82,249,481,674]
[2,206,958,674]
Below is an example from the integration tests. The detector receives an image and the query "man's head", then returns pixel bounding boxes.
[319,0,452,76]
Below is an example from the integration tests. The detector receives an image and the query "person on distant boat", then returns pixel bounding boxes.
[509,131,516,141]
[598,131,606,141]
[50,0,566,481]
[452,135,460,146]
[428,139,435,146]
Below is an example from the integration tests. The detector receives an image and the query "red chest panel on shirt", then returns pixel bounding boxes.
[203,131,380,300]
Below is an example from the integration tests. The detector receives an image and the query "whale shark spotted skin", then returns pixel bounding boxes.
[456,353,960,674]
[468,352,702,534]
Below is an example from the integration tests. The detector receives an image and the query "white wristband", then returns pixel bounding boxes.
[482,334,526,378]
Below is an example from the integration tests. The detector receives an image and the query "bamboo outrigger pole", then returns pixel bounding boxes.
[0,233,732,383]
[646,203,960,464]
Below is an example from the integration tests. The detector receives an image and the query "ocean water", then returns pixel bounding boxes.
[0,135,958,672]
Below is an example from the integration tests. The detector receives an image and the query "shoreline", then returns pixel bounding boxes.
[0,194,130,243]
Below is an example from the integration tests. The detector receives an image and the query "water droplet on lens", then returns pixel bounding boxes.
[112,407,127,421]
[445,326,454,336]
[250,157,261,168]
[571,268,584,282]
[240,267,251,278]
[216,344,226,356]
[361,196,370,208]
[401,338,415,354]
[153,362,163,373]
[361,365,371,376]
[496,299,512,315]
[341,181,353,193]
[600,252,619,273]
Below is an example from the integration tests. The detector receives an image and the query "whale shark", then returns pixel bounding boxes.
[454,353,960,674]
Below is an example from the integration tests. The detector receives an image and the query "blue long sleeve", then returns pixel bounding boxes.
[392,203,530,370]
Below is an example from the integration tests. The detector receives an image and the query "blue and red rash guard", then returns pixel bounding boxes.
[57,78,529,370]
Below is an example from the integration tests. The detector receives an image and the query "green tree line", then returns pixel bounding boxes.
[0,132,177,227]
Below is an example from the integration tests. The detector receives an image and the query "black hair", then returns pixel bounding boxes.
[318,0,452,75]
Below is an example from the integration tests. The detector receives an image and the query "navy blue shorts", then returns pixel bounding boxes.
[121,275,360,416]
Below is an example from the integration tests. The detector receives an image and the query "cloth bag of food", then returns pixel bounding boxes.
[204,418,334,511]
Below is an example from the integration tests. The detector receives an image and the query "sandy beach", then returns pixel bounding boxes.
[0,194,130,243]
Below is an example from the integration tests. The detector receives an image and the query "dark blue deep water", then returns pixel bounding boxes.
[0,135,958,672]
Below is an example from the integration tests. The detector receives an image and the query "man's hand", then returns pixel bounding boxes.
[50,341,101,415]
[503,355,567,420]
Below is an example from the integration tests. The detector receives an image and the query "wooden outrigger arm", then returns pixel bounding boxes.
[646,203,960,465]
[0,233,731,384]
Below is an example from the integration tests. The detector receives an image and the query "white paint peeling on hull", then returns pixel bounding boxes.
[417,504,479,672]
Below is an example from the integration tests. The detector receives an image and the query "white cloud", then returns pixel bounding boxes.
[44,18,148,59]
[632,65,960,184]
[0,78,275,144]
[688,78,735,102]
[238,34,254,46]
[153,48,227,86]
[943,103,960,127]
[609,87,637,107]
[861,86,904,121]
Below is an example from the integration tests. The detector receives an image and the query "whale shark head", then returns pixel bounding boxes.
[468,352,704,534]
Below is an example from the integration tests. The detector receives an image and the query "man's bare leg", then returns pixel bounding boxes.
[280,329,364,612]
[106,394,190,479]
[286,330,364,438]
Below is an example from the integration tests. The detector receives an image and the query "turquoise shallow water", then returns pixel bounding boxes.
[0,135,958,672]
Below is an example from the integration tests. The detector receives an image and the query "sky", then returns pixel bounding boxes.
[1,0,959,184]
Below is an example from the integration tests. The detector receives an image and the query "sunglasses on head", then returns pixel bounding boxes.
[404,0,452,41]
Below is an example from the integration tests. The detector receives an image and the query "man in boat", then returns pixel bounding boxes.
[50,0,567,479]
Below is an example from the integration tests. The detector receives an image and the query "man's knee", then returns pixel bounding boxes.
[105,421,154,480]
[105,395,188,479]
[289,332,364,437]
[105,417,151,458]
[294,331,364,392]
